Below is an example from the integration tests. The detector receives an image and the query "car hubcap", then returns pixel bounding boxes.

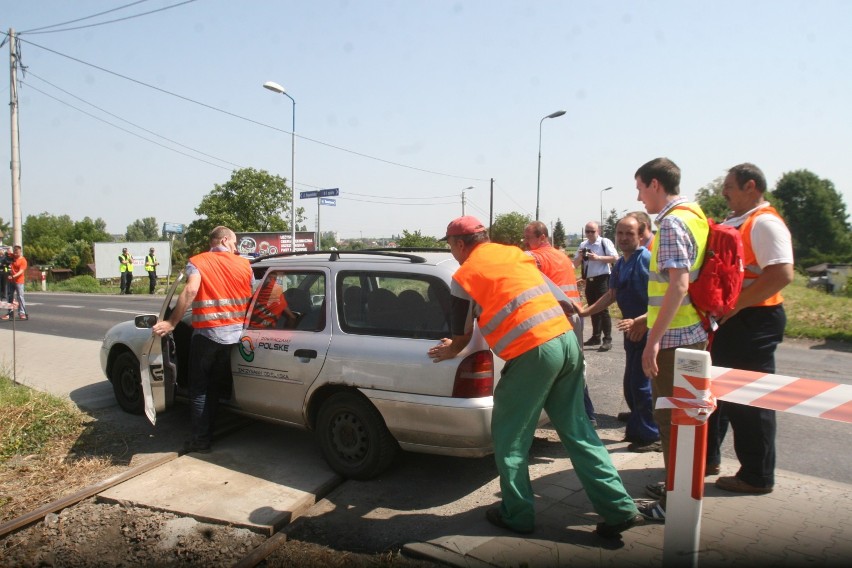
[330,411,367,462]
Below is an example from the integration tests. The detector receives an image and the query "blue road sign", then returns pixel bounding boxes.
[320,198,336,206]
[300,190,318,199]
[318,188,340,197]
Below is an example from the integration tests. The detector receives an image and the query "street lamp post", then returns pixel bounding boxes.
[461,186,474,215]
[535,109,566,221]
[599,186,612,230]
[263,81,297,252]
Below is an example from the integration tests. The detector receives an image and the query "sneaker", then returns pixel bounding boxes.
[583,336,601,346]
[0,315,10,321]
[18,314,28,320]
[627,440,662,453]
[637,501,666,522]
[595,513,645,538]
[617,412,631,422]
[644,481,666,499]
[485,507,534,534]
[598,339,612,352]
[715,475,773,494]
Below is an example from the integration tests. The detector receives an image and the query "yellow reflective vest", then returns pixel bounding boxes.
[647,203,708,331]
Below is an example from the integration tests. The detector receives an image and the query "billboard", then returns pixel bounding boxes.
[236,231,316,255]
[94,242,172,279]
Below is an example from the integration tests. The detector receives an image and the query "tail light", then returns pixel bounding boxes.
[452,350,495,398]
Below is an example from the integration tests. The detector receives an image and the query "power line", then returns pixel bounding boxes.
[19,1,198,35]
[15,36,485,183]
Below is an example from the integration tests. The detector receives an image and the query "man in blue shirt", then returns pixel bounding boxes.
[579,216,659,450]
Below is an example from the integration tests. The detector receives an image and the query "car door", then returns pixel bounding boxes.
[140,272,184,425]
[231,268,331,424]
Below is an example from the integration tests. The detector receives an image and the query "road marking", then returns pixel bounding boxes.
[57,305,85,309]
[99,308,149,315]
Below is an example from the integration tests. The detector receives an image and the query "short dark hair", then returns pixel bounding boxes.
[635,157,681,195]
[525,220,549,238]
[728,162,767,193]
[626,210,653,235]
[454,231,490,247]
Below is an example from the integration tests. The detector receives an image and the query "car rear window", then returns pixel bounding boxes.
[338,271,450,339]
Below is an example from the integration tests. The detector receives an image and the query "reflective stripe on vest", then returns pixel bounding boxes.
[529,245,581,301]
[647,203,708,330]
[189,251,253,328]
[453,243,569,360]
[741,205,785,306]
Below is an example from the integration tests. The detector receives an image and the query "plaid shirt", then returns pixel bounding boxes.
[653,198,708,349]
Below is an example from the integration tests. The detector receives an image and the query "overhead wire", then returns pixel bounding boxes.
[19,1,198,34]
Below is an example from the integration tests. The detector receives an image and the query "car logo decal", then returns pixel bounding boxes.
[238,335,255,362]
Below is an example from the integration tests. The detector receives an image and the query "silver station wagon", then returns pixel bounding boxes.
[100,250,504,479]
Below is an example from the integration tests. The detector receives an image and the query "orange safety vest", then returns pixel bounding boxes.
[528,244,581,301]
[190,251,253,328]
[453,243,569,360]
[250,277,288,328]
[740,205,786,307]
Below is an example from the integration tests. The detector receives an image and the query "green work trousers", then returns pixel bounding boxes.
[491,332,638,531]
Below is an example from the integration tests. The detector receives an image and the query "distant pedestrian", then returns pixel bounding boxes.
[573,222,618,351]
[2,246,28,320]
[708,163,794,494]
[152,226,253,454]
[119,247,134,294]
[428,215,643,538]
[145,247,160,294]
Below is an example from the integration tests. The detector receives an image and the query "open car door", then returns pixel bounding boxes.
[140,272,184,425]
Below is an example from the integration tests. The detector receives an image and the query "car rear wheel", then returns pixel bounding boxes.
[111,351,144,414]
[316,391,398,479]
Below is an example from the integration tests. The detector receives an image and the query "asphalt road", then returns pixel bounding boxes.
[9,291,852,485]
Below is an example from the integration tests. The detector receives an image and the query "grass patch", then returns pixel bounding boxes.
[783,273,852,342]
[50,275,102,293]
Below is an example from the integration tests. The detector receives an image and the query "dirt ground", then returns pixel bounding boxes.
[0,406,439,567]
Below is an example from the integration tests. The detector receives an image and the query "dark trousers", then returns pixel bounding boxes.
[120,271,133,294]
[148,271,157,294]
[707,305,785,488]
[584,275,611,341]
[188,334,233,445]
[624,334,659,443]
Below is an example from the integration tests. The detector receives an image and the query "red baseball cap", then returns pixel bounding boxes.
[441,215,487,240]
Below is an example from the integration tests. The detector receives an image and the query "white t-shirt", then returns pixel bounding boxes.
[723,203,793,268]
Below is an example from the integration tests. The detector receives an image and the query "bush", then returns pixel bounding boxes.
[53,275,101,293]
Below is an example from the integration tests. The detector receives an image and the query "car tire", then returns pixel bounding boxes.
[316,391,398,480]
[111,351,144,415]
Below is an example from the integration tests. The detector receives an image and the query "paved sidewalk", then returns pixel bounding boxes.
[403,439,852,567]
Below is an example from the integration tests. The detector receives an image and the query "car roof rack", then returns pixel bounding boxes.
[251,249,447,264]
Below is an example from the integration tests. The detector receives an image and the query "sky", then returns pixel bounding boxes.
[1,0,851,242]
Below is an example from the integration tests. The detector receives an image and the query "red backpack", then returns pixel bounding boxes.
[676,205,745,332]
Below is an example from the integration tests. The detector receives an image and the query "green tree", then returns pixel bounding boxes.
[552,219,567,249]
[72,217,111,244]
[126,217,160,241]
[319,232,338,250]
[54,240,95,275]
[22,213,75,264]
[490,212,530,246]
[695,176,729,221]
[601,208,620,242]
[184,168,305,254]
[397,230,442,248]
[0,217,10,245]
[773,169,852,266]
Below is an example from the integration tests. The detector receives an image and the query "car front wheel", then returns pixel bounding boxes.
[316,391,398,480]
[111,351,144,415]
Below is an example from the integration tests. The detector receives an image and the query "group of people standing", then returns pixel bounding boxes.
[428,156,794,537]
[118,247,160,294]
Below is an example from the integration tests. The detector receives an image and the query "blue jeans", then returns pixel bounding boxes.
[8,282,25,316]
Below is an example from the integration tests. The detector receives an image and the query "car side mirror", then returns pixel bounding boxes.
[134,314,159,329]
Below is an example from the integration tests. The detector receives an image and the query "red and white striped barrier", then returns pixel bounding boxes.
[657,348,852,567]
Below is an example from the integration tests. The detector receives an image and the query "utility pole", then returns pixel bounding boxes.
[8,29,23,247]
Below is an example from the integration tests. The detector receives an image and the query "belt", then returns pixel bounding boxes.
[586,274,609,281]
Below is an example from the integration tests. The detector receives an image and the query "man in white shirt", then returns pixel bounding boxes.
[573,221,618,351]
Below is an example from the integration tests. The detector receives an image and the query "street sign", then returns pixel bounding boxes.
[318,188,339,197]
[300,190,318,199]
[320,198,336,206]
[162,222,185,234]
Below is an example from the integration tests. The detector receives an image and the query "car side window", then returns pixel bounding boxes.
[338,272,450,339]
[248,270,326,332]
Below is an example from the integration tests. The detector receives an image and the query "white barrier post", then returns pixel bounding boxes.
[662,348,714,567]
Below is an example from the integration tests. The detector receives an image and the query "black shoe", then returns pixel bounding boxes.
[583,337,601,346]
[598,340,612,352]
[181,439,211,454]
[485,507,533,534]
[617,412,631,422]
[627,440,662,453]
[596,514,645,538]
